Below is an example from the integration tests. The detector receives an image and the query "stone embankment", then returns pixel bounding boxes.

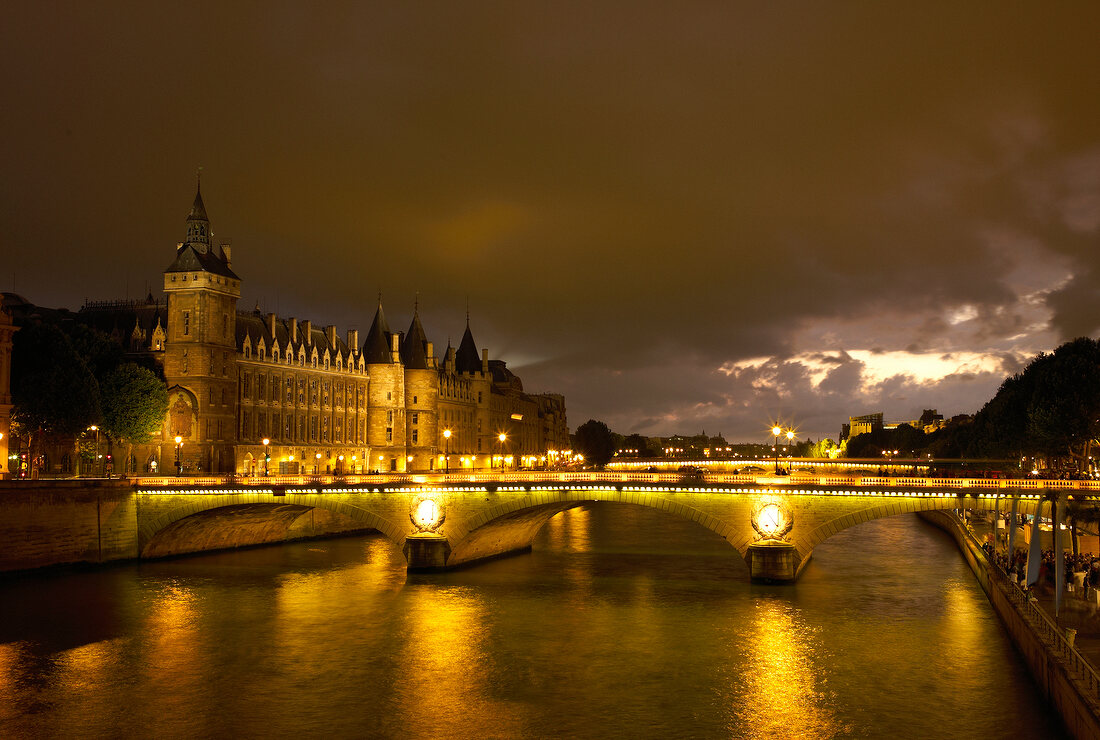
[0,480,369,573]
[921,510,1100,740]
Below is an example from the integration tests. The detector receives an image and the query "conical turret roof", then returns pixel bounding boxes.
[189,181,209,222]
[455,320,481,374]
[401,311,430,369]
[362,301,392,364]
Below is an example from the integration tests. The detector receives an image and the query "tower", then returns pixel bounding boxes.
[401,305,438,471]
[162,180,241,473]
[363,299,406,472]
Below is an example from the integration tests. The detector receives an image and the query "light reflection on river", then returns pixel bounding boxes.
[1,505,1064,738]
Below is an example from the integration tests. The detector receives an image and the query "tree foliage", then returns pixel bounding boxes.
[622,433,654,457]
[573,419,617,468]
[11,322,101,438]
[967,338,1100,466]
[100,362,168,445]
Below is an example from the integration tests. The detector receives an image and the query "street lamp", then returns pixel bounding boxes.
[174,435,183,475]
[315,451,322,474]
[443,428,452,474]
[786,430,795,471]
[262,438,270,476]
[90,425,99,477]
[498,432,507,472]
[772,426,782,474]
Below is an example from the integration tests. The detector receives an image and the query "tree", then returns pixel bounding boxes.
[573,419,617,468]
[100,362,169,474]
[623,433,653,457]
[11,322,102,474]
[964,338,1100,469]
[1025,338,1100,468]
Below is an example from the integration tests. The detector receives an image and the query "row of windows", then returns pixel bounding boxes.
[243,411,365,445]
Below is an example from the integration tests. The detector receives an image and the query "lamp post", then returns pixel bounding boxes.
[772,426,782,474]
[174,435,183,475]
[443,429,451,474]
[786,430,795,472]
[498,432,507,472]
[262,438,270,476]
[90,425,100,477]
[315,452,322,475]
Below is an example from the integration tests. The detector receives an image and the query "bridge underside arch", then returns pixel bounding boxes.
[446,492,753,569]
[447,502,583,566]
[140,501,390,559]
[796,494,1045,556]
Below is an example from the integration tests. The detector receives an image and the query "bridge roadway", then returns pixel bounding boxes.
[133,470,1100,582]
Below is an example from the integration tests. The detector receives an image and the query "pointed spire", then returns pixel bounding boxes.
[455,316,480,374]
[401,307,430,370]
[183,171,211,251]
[362,300,392,364]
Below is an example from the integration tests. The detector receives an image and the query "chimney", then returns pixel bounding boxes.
[290,318,298,344]
[348,328,359,348]
[266,312,276,337]
[482,348,489,373]
[426,341,434,363]
[220,239,232,267]
[326,325,337,347]
[303,320,312,344]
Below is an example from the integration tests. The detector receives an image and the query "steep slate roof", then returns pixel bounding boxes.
[165,179,239,279]
[455,321,481,374]
[235,311,353,358]
[362,303,392,364]
[165,244,240,279]
[400,312,430,369]
[189,184,209,222]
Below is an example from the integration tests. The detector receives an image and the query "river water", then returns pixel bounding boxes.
[1,505,1064,738]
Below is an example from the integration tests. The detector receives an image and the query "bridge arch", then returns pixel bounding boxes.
[444,487,751,567]
[137,492,406,559]
[795,493,1045,556]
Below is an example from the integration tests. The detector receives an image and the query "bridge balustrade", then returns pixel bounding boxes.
[131,472,1100,494]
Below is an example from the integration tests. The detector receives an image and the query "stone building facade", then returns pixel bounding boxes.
[78,183,568,475]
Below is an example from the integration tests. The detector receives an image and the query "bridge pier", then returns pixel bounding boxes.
[745,541,805,583]
[403,533,452,572]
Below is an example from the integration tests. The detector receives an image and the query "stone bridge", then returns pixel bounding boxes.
[133,471,1099,581]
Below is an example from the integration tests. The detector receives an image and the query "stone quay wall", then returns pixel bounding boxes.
[921,510,1100,740]
[0,481,139,572]
[0,481,370,573]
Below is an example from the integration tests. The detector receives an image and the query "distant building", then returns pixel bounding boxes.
[840,409,947,442]
[842,413,884,442]
[6,182,568,475]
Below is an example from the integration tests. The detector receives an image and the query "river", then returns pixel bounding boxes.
[0,504,1064,738]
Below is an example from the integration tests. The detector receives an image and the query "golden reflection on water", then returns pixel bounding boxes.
[0,642,20,722]
[398,586,523,738]
[941,580,986,654]
[142,582,202,690]
[730,598,846,740]
[544,506,592,552]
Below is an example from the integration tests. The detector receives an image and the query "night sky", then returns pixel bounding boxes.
[4,3,1100,442]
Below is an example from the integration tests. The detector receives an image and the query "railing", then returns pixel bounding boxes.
[958,513,1100,699]
[131,471,1100,492]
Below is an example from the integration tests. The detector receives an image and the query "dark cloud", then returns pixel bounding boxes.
[3,2,1099,440]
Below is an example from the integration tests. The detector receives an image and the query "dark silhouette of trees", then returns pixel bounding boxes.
[573,419,617,468]
[967,338,1100,468]
[622,433,654,457]
[11,323,102,473]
